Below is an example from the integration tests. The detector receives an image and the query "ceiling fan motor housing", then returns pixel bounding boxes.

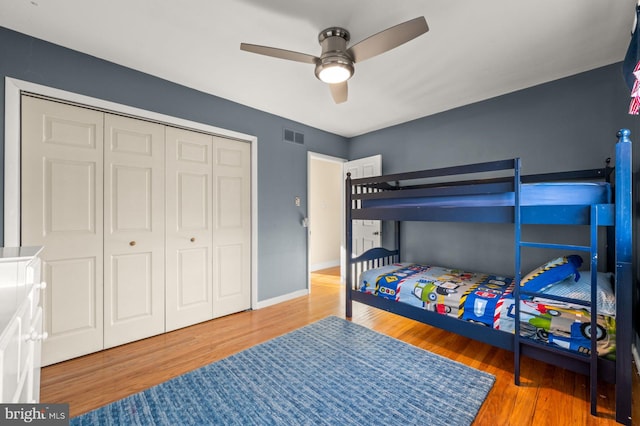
[314,27,355,82]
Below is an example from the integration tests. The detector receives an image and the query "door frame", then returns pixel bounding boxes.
[306,152,346,288]
[4,77,259,309]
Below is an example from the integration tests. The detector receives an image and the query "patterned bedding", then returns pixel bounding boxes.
[358,263,616,357]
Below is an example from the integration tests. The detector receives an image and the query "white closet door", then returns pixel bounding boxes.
[212,136,251,317]
[103,114,165,348]
[165,127,214,331]
[21,96,105,366]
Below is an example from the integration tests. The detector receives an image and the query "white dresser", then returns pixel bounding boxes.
[0,246,45,403]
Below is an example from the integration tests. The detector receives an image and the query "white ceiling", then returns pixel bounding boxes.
[1,0,636,137]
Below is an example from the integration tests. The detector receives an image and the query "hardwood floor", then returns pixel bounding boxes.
[41,267,638,425]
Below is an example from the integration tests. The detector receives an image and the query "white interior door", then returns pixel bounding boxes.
[211,136,251,317]
[343,155,382,257]
[165,127,214,331]
[21,96,105,366]
[103,113,165,348]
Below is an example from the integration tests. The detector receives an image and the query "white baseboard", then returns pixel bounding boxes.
[633,344,640,376]
[255,288,309,309]
[310,260,340,272]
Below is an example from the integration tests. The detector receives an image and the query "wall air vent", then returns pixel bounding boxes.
[284,128,304,145]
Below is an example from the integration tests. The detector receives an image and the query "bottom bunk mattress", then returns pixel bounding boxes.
[357,262,616,358]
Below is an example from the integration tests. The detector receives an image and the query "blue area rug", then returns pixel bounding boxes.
[71,316,495,425]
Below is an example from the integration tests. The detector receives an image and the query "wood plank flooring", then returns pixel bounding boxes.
[41,267,638,425]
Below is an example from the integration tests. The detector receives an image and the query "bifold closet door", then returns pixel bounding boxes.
[21,96,252,363]
[165,127,214,331]
[103,114,165,348]
[21,96,105,366]
[211,136,251,317]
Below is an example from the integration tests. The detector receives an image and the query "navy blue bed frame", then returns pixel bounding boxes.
[345,129,633,425]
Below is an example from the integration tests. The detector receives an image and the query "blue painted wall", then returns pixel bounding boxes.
[0,26,348,302]
[350,64,638,177]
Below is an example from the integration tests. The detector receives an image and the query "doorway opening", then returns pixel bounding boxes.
[307,152,345,289]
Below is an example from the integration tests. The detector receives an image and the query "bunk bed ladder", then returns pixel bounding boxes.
[513,170,601,418]
[515,130,633,424]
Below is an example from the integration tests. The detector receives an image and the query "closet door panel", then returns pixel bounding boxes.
[47,258,97,334]
[212,137,251,317]
[165,127,213,331]
[216,244,243,297]
[21,96,104,366]
[104,114,165,348]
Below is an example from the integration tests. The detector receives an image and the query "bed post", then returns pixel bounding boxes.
[395,180,401,261]
[615,129,632,425]
[605,157,616,274]
[345,172,353,318]
[513,157,523,386]
[395,220,401,261]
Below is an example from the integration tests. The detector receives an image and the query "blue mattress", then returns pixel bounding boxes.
[361,182,611,209]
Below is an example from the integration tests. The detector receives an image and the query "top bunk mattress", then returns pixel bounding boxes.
[361,182,611,209]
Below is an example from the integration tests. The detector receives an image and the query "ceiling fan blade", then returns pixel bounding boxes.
[347,16,429,63]
[240,43,319,65]
[329,81,348,104]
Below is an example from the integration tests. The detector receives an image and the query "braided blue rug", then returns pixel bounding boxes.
[71,316,494,425]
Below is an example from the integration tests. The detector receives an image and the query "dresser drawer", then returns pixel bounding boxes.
[0,299,28,402]
[22,306,44,403]
[0,313,20,402]
[0,247,43,403]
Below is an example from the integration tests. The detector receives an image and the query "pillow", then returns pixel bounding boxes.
[534,271,616,316]
[521,255,583,293]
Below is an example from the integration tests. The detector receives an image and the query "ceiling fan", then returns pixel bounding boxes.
[240,16,429,104]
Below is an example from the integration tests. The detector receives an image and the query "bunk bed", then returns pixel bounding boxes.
[345,129,633,425]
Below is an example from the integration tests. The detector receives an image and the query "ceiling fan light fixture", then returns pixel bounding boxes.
[315,58,354,84]
[318,64,351,83]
